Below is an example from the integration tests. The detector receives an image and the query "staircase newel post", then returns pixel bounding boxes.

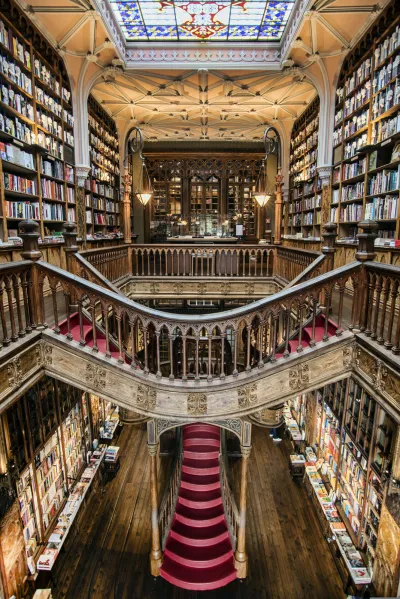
[321,222,337,273]
[148,442,163,576]
[354,220,379,332]
[19,220,43,329]
[235,444,251,578]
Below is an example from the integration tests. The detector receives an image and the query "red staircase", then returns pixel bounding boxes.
[160,424,237,591]
[58,313,130,363]
[276,314,337,358]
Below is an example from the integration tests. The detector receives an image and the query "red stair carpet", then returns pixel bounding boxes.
[160,424,237,591]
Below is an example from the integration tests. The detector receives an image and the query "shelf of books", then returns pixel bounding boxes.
[331,11,400,245]
[85,95,120,239]
[0,11,76,243]
[285,97,321,243]
[62,404,85,486]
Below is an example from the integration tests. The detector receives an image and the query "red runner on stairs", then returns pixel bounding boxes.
[160,424,237,591]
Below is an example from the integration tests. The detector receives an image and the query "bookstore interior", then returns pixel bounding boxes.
[0,0,399,598]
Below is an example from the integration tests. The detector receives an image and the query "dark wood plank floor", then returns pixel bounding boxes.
[50,425,345,599]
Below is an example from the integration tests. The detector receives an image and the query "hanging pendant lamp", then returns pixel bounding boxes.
[253,159,272,207]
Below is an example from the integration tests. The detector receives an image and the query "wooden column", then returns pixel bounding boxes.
[19,220,43,328]
[76,166,90,246]
[148,442,162,576]
[235,444,251,578]
[321,222,338,273]
[123,168,132,244]
[273,167,283,245]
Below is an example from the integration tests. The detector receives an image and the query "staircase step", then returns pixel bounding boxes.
[180,475,221,492]
[170,520,229,547]
[160,556,237,591]
[184,449,220,460]
[182,463,220,476]
[165,538,233,568]
[183,429,220,441]
[178,495,223,510]
[183,457,220,470]
[184,438,220,448]
[176,503,224,526]
[179,487,222,503]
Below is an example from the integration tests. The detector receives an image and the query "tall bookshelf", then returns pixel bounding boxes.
[312,378,396,577]
[331,8,400,243]
[85,95,120,239]
[286,97,321,241]
[0,9,76,242]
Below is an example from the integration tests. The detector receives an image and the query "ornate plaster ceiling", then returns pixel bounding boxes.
[91,67,316,140]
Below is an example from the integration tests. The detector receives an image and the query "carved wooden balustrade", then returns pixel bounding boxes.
[9,260,360,381]
[131,244,275,278]
[0,261,36,348]
[159,430,183,549]
[362,262,400,353]
[220,433,240,550]
[274,246,321,284]
[78,245,132,284]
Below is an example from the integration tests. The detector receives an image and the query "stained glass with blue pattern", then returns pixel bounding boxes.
[109,0,295,41]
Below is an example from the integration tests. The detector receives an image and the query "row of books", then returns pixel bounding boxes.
[342,182,364,202]
[41,178,64,201]
[85,178,116,198]
[345,57,371,96]
[364,196,398,220]
[367,167,400,194]
[343,83,371,117]
[372,77,400,119]
[33,57,60,97]
[343,110,369,140]
[340,204,363,222]
[3,172,36,194]
[370,112,400,145]
[0,52,32,93]
[0,111,33,143]
[0,141,34,168]
[36,109,62,138]
[373,55,400,94]
[89,113,119,147]
[35,85,62,117]
[0,19,31,70]
[0,83,34,120]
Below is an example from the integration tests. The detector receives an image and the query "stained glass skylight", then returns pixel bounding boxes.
[109,0,295,42]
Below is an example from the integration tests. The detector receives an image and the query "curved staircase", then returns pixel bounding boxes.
[160,424,237,591]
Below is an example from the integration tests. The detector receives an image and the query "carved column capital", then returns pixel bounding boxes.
[317,165,332,186]
[75,165,91,188]
[147,443,159,457]
[240,445,252,459]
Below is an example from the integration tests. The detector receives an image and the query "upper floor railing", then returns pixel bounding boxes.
[77,240,322,284]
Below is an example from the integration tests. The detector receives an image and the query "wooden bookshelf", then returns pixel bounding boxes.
[285,97,321,242]
[312,378,396,578]
[331,8,400,243]
[0,8,76,242]
[85,95,120,238]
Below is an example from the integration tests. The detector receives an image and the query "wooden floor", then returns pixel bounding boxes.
[50,425,345,599]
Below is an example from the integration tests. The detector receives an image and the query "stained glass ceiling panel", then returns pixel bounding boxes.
[109,0,295,42]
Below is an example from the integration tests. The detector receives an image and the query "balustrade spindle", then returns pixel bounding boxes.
[169,334,174,381]
[350,278,359,331]
[117,315,124,363]
[220,333,225,378]
[21,275,31,334]
[371,276,383,340]
[90,302,98,352]
[195,334,200,381]
[144,326,149,374]
[270,314,278,362]
[283,308,291,357]
[64,293,72,341]
[323,292,331,342]
[12,276,24,337]
[51,285,60,334]
[156,332,161,378]
[245,325,251,371]
[182,335,187,381]
[208,334,212,381]
[5,277,17,342]
[258,322,264,368]
[336,285,345,336]
[0,285,10,346]
[130,319,136,367]
[385,280,399,348]
[365,273,376,336]
[297,302,304,352]
[377,278,390,345]
[78,301,85,346]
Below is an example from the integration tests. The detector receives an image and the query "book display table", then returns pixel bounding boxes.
[289,454,306,478]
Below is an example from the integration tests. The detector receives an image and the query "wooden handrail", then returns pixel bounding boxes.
[220,432,240,550]
[158,430,183,549]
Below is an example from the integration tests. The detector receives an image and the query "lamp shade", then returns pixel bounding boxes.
[254,193,271,207]
[136,192,152,206]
